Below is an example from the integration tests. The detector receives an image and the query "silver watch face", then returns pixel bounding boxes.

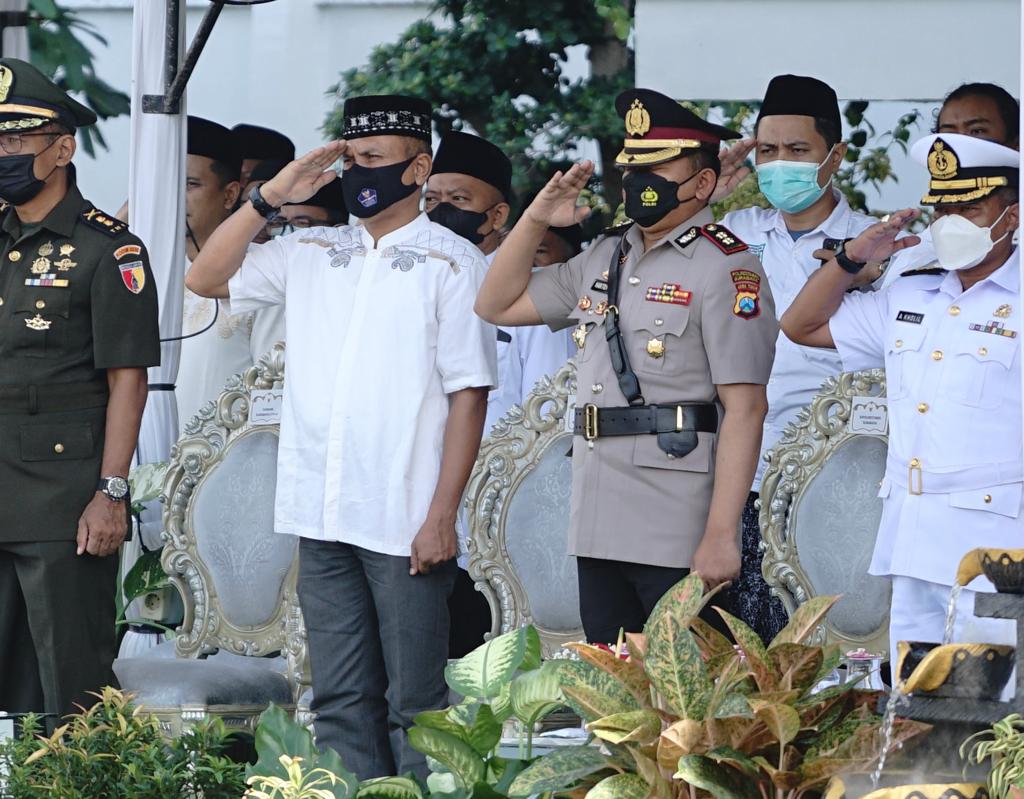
[104,476,129,500]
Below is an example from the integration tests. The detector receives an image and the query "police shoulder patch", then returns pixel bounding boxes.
[700,223,748,255]
[81,206,128,237]
[673,226,700,249]
[900,264,947,277]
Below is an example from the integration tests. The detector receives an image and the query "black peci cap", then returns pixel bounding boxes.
[341,95,432,142]
[187,116,243,179]
[431,131,513,200]
[287,178,347,214]
[757,74,842,137]
[232,123,295,162]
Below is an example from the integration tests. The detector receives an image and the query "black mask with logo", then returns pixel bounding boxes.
[427,202,494,245]
[341,157,419,219]
[621,170,699,228]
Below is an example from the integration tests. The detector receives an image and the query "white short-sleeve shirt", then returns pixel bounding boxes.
[228,213,498,556]
[829,248,1024,586]
[723,191,878,489]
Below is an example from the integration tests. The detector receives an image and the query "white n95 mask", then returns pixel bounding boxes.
[929,206,1011,271]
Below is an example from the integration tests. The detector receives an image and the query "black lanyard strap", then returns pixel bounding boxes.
[604,236,645,406]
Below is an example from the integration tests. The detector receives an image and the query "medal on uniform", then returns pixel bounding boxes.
[55,257,76,271]
[24,314,51,331]
[37,241,54,258]
[578,295,592,311]
[572,323,588,350]
[31,256,50,274]
[59,243,75,257]
[995,304,1012,318]
[646,338,665,358]
[595,300,608,316]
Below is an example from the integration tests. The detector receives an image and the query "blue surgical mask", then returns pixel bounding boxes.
[755,145,835,214]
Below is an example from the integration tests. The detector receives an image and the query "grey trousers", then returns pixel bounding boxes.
[297,538,456,780]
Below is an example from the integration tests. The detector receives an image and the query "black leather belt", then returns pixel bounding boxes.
[573,402,718,440]
[0,379,109,414]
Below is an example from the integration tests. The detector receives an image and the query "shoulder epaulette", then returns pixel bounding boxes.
[600,220,633,237]
[81,206,128,237]
[673,226,700,249]
[700,223,748,255]
[900,264,947,277]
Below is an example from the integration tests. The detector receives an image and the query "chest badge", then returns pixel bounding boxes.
[572,324,588,350]
[37,241,54,258]
[594,300,608,316]
[60,243,75,258]
[55,256,77,271]
[995,304,1013,319]
[646,338,665,358]
[645,282,692,306]
[969,320,1018,338]
[578,295,592,311]
[31,256,50,275]
[25,314,51,331]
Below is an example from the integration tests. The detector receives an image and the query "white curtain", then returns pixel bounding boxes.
[0,0,27,60]
[120,0,187,658]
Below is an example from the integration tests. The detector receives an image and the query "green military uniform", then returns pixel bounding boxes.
[0,59,159,721]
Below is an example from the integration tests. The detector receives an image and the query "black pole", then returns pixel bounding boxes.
[0,11,29,60]
[142,0,226,115]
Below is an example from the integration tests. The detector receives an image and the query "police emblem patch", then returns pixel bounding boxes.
[118,260,146,294]
[730,269,761,319]
[358,188,378,208]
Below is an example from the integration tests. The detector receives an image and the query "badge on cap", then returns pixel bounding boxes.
[624,99,651,137]
[119,260,146,294]
[928,139,959,180]
[0,65,13,103]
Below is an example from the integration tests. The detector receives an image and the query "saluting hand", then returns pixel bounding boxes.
[260,140,349,207]
[710,138,756,203]
[844,208,922,264]
[77,493,129,558]
[523,161,595,229]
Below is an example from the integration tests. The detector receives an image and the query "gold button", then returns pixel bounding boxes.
[931,350,943,361]
[895,339,903,348]
[909,457,921,467]
[8,250,20,262]
[949,306,961,316]
[0,297,4,306]
[53,443,64,454]
[984,494,993,504]
[978,347,988,357]
[35,300,44,310]
[917,402,929,413]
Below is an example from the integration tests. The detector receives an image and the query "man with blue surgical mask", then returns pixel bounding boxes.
[780,133,1021,663]
[714,75,882,642]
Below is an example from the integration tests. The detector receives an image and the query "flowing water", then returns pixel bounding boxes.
[943,582,964,645]
[871,688,910,789]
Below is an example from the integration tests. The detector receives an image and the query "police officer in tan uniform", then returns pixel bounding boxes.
[477,89,777,642]
[0,59,159,722]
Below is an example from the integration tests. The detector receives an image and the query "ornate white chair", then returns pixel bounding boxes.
[760,369,892,659]
[464,360,584,657]
[114,344,309,736]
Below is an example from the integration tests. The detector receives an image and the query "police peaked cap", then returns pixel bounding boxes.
[431,131,513,200]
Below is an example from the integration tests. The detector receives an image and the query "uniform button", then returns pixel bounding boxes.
[35,300,44,310]
[591,383,603,393]
[628,276,640,286]
[654,318,664,326]
[978,347,988,357]
[984,494,993,504]
[53,443,64,454]
[917,402,929,414]
[931,350,943,361]
[949,306,961,316]
[8,250,19,262]
[909,457,921,467]
[0,297,4,306]
[895,339,903,348]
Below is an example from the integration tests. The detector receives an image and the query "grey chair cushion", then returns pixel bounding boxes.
[114,656,292,707]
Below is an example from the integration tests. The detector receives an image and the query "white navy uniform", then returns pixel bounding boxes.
[830,250,1022,657]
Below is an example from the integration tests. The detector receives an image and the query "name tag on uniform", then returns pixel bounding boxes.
[590,279,608,293]
[896,310,923,324]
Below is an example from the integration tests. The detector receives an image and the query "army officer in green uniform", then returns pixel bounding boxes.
[0,59,159,722]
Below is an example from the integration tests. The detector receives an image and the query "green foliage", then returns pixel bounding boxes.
[960,713,1024,799]
[534,573,932,799]
[0,687,245,799]
[27,0,130,156]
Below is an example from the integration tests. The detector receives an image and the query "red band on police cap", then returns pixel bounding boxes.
[634,127,721,144]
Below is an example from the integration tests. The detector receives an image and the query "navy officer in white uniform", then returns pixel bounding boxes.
[781,133,1021,659]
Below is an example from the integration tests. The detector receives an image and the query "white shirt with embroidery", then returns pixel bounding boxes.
[227,214,498,556]
[829,248,1024,586]
[723,191,878,490]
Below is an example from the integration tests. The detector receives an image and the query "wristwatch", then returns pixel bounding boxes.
[249,184,281,219]
[97,476,130,503]
[833,241,867,275]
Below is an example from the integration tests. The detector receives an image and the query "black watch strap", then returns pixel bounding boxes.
[835,244,866,275]
[249,185,281,219]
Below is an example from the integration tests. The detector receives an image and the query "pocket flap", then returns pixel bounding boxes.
[14,288,71,319]
[20,422,95,461]
[952,334,1018,368]
[889,325,926,353]
[630,305,690,337]
[949,482,1023,518]
[632,431,712,472]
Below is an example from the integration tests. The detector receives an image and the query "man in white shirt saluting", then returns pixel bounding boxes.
[185,95,498,779]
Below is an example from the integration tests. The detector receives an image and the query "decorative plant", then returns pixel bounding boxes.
[509,573,931,799]
[0,687,245,799]
[961,713,1024,799]
[246,754,349,799]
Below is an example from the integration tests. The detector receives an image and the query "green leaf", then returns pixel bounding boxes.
[751,702,801,747]
[587,709,661,745]
[416,708,471,741]
[507,746,609,797]
[705,747,762,779]
[559,659,641,723]
[510,661,563,727]
[566,643,651,702]
[717,608,776,691]
[121,547,170,604]
[465,704,502,756]
[675,754,761,799]
[769,596,840,648]
[445,626,541,699]
[358,777,423,799]
[643,573,710,638]
[645,612,712,720]
[585,773,649,799]
[408,727,485,790]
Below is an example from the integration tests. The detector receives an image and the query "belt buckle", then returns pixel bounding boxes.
[583,403,599,441]
[908,458,923,495]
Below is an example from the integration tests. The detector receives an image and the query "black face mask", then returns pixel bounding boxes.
[0,139,59,206]
[341,157,419,219]
[427,201,493,245]
[622,170,699,228]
